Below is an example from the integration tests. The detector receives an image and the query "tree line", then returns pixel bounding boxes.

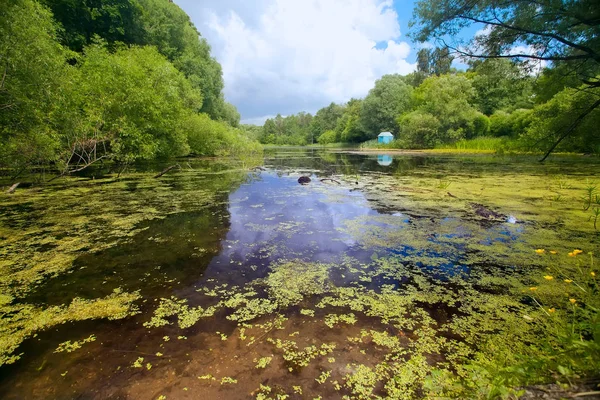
[0,0,260,179]
[260,0,599,156]
[260,56,599,154]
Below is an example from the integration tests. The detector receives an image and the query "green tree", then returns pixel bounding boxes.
[360,74,413,136]
[397,111,442,148]
[524,86,600,154]
[63,42,202,167]
[336,99,367,143]
[309,102,345,142]
[0,0,71,171]
[39,0,144,51]
[468,59,533,115]
[317,130,337,145]
[412,74,484,139]
[410,0,600,158]
[430,47,453,76]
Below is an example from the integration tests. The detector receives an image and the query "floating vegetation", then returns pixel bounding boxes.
[0,288,140,365]
[54,335,96,353]
[1,153,599,399]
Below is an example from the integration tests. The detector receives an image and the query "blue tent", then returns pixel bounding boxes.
[378,132,394,144]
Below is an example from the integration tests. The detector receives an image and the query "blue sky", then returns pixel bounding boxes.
[173,0,477,125]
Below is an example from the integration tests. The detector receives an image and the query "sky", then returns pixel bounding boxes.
[173,0,460,125]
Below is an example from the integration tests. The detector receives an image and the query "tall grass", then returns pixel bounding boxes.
[435,136,519,152]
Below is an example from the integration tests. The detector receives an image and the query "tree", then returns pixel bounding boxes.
[410,0,600,159]
[309,102,345,142]
[430,47,453,75]
[360,74,413,136]
[336,99,368,143]
[39,0,144,51]
[398,111,442,148]
[63,42,202,168]
[0,0,71,171]
[468,59,533,115]
[524,86,600,154]
[398,74,488,146]
[417,48,431,75]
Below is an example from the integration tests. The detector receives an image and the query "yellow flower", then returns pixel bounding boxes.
[568,252,575,257]
[550,250,557,255]
[592,271,596,277]
[529,287,537,291]
[569,298,576,304]
[564,279,573,283]
[544,275,553,280]
[573,249,583,255]
[548,308,556,313]
[535,249,545,254]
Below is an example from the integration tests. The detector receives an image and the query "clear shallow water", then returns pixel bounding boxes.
[1,150,599,399]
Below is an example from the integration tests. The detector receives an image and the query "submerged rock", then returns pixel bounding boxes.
[298,176,311,185]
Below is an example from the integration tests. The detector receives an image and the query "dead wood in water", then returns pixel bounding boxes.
[6,182,20,194]
[154,164,181,178]
[320,178,341,184]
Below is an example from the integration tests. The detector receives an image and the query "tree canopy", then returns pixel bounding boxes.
[0,0,258,176]
[410,0,600,158]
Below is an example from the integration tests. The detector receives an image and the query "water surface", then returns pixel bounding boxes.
[1,150,598,399]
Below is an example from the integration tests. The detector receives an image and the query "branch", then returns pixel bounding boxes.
[540,98,600,162]
[457,13,600,62]
[444,41,589,62]
[154,164,181,178]
[6,183,20,194]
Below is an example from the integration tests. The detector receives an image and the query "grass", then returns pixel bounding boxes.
[359,136,524,154]
[434,136,521,153]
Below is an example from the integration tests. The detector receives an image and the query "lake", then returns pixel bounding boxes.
[1,149,599,399]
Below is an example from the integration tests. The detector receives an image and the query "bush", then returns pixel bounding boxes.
[397,111,443,148]
[317,130,337,145]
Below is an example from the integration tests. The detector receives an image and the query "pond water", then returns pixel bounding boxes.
[0,150,599,399]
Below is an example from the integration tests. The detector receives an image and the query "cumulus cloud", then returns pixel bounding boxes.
[175,0,416,123]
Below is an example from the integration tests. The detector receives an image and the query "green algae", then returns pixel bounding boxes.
[0,161,251,366]
[1,152,599,398]
[54,334,96,353]
[0,288,140,365]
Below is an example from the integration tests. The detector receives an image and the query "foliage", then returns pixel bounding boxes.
[0,0,258,176]
[67,42,201,163]
[522,85,600,154]
[468,59,534,115]
[309,102,345,141]
[261,113,314,145]
[187,113,262,156]
[489,109,533,138]
[396,74,488,148]
[410,0,600,75]
[39,0,144,51]
[410,0,600,156]
[360,74,413,136]
[0,0,71,170]
[417,47,454,77]
[336,98,369,143]
[397,111,444,148]
[317,130,337,145]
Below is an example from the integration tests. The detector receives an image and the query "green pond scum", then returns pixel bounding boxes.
[0,151,599,399]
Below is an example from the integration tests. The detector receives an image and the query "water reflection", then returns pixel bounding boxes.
[377,154,393,166]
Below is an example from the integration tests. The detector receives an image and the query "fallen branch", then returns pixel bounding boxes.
[154,164,181,178]
[320,178,341,184]
[6,182,19,194]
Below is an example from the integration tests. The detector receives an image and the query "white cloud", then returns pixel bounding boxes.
[175,0,415,122]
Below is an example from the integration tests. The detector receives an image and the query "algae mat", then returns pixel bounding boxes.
[0,151,598,399]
